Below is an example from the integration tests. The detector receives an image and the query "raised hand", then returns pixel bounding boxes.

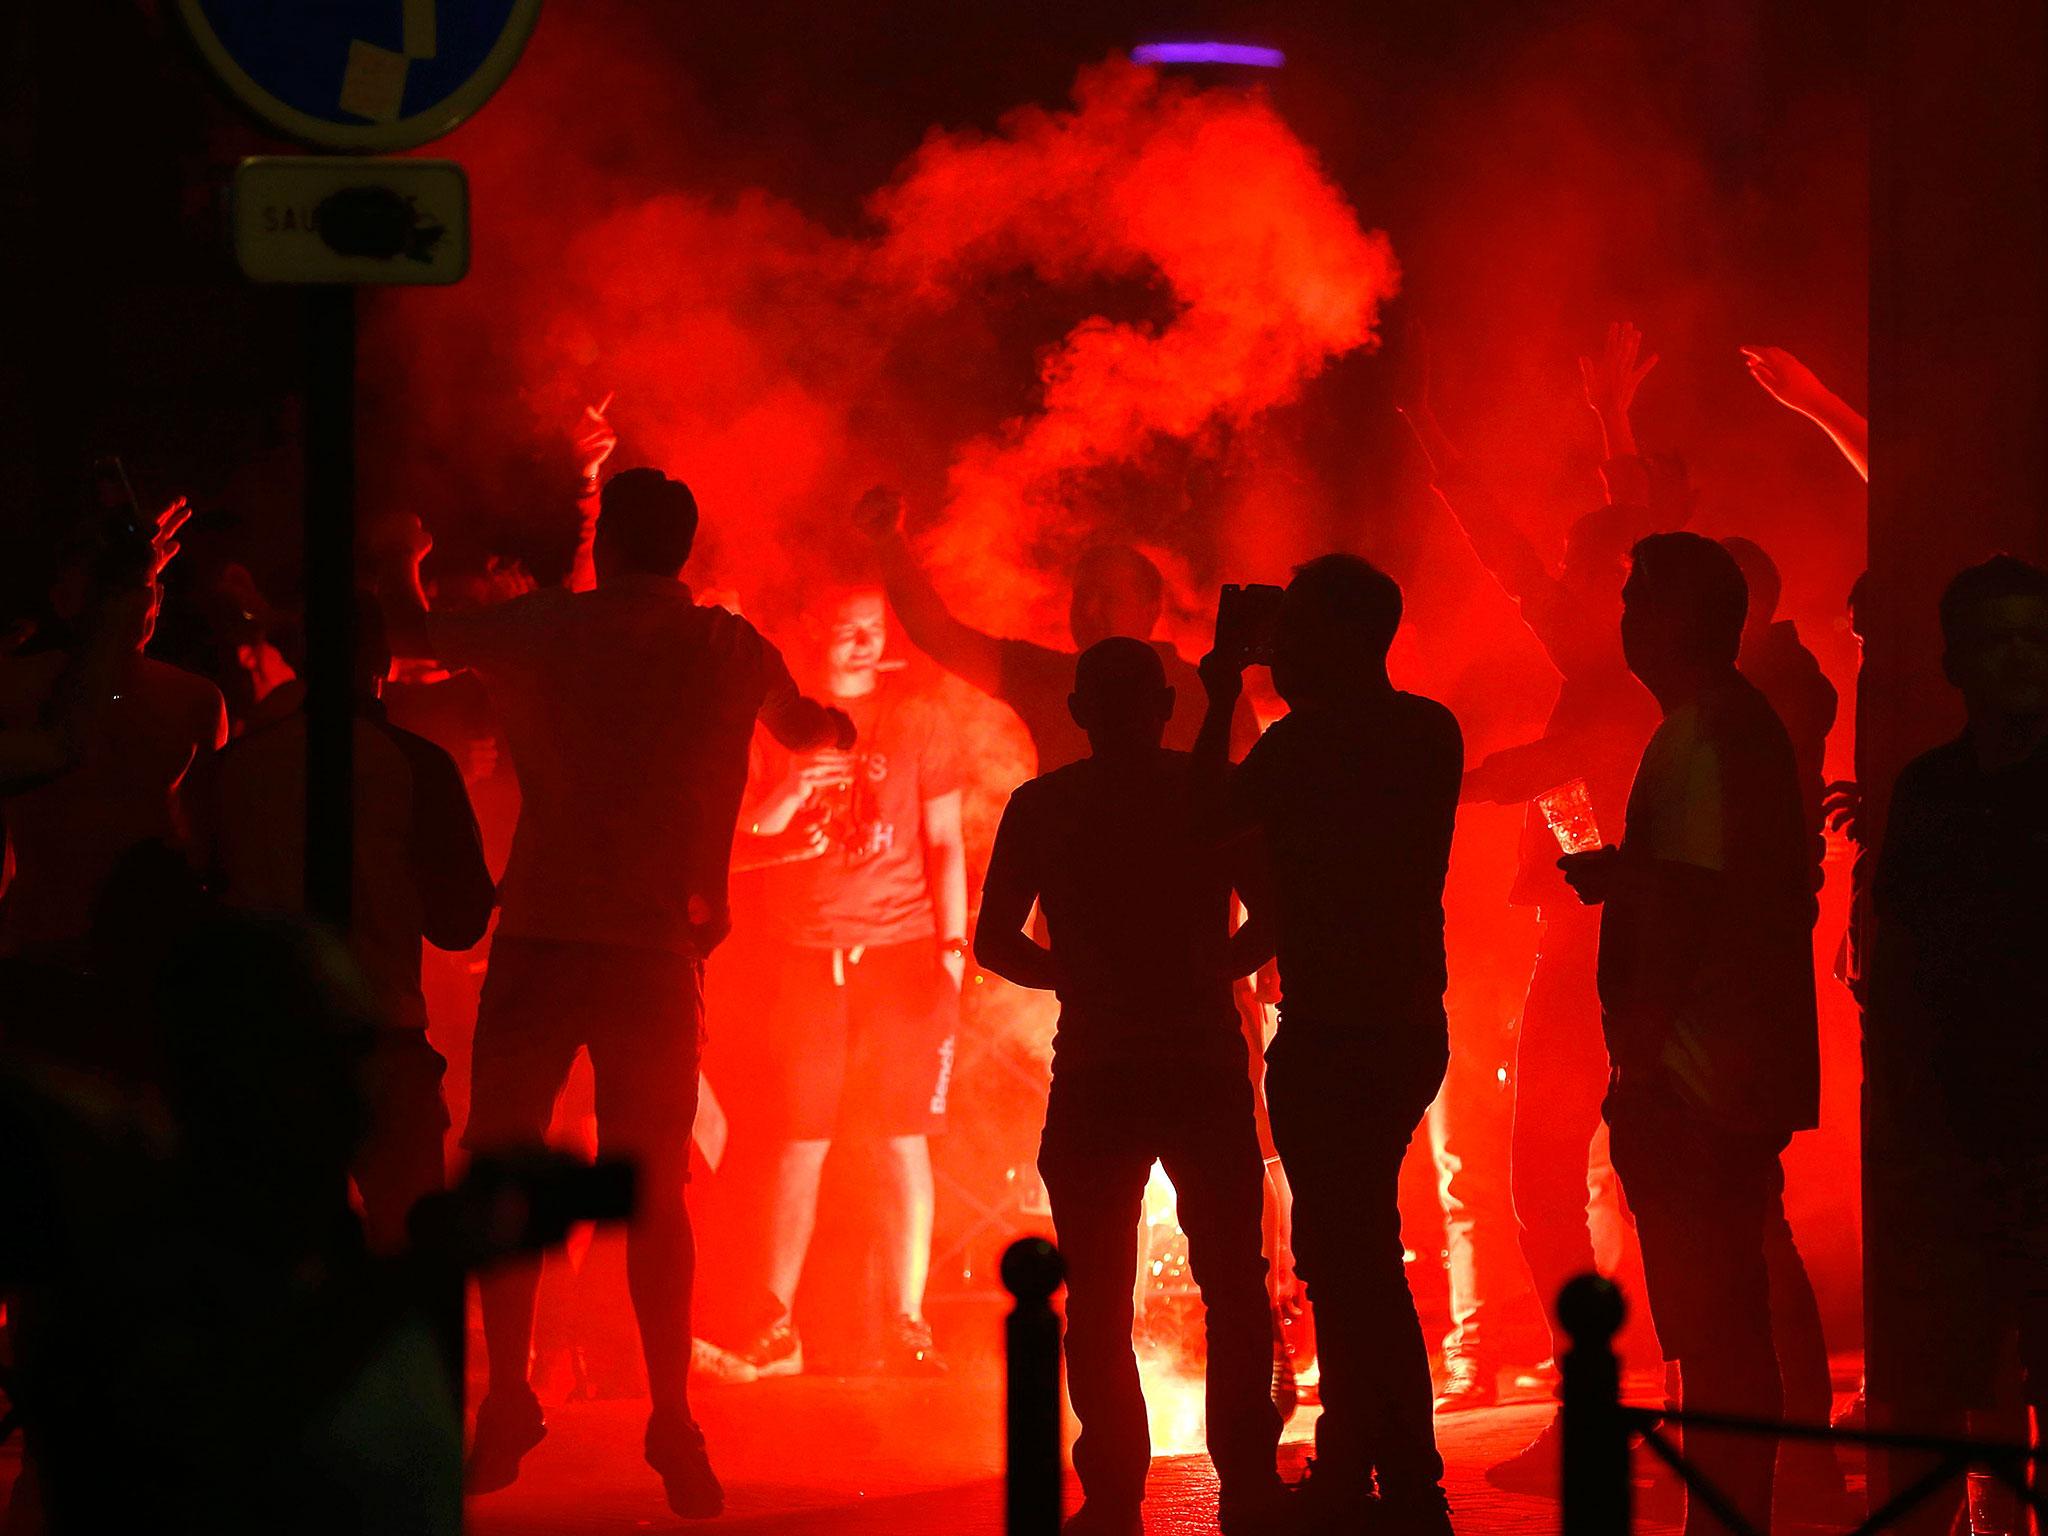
[575,392,619,485]
[852,485,905,541]
[1823,779,1865,845]
[1579,321,1659,425]
[1739,347,1830,416]
[1739,345,1868,480]
[150,496,191,580]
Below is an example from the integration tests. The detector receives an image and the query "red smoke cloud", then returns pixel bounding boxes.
[870,60,1399,628]
[406,57,1396,641]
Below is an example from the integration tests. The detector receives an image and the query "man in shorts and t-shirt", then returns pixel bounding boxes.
[374,470,852,1518]
[736,584,968,1377]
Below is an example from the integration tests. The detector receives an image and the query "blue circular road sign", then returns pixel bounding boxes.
[177,0,543,152]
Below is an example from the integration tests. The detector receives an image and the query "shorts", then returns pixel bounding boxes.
[756,940,957,1140]
[463,936,703,1187]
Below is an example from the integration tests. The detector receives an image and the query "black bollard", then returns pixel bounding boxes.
[1559,1273,1630,1536]
[1002,1236,1066,1536]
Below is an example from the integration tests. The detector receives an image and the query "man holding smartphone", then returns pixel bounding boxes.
[1195,556,1463,1536]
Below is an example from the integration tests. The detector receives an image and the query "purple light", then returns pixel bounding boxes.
[1132,41,1287,69]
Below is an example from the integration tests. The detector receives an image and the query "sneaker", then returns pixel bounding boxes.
[691,1335,759,1385]
[1062,1500,1144,1535]
[1484,1411,1563,1496]
[465,1386,546,1494]
[884,1313,948,1375]
[735,1315,803,1379]
[646,1407,723,1520]
[1433,1353,1499,1413]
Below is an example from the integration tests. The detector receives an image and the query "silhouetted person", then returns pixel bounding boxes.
[2,908,460,1534]
[1196,555,1462,1536]
[1866,556,2048,1536]
[978,638,1283,1536]
[1720,533,1848,1514]
[188,597,495,1252]
[373,468,852,1517]
[1398,323,1664,1435]
[733,584,966,1378]
[0,498,227,963]
[1560,532,1819,1536]
[854,486,1254,769]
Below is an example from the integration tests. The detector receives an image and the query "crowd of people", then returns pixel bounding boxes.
[0,317,2042,1536]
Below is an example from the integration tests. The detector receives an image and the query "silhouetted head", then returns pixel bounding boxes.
[1719,537,1782,635]
[1272,554,1402,708]
[1621,532,1749,700]
[816,585,888,700]
[1069,545,1165,651]
[593,469,699,583]
[1068,637,1173,756]
[1939,555,2048,724]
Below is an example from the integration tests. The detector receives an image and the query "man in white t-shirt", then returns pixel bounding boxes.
[375,469,851,1518]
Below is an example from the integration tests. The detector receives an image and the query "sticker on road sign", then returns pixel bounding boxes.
[177,0,542,152]
[234,158,469,285]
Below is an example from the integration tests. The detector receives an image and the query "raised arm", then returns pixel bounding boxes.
[853,487,1005,698]
[5,498,196,796]
[973,795,1059,991]
[1579,321,1659,463]
[1741,346,1868,482]
[754,636,856,753]
[567,392,618,594]
[1393,322,1556,606]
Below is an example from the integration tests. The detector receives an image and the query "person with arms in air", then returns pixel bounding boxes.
[372,466,852,1519]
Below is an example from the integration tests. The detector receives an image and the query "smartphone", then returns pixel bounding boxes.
[1216,581,1286,665]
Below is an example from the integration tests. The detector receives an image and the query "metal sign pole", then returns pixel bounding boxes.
[304,284,356,929]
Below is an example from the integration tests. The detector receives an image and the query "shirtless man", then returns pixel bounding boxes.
[1,497,227,963]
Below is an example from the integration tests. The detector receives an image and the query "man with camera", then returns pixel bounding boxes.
[1195,559,1463,1536]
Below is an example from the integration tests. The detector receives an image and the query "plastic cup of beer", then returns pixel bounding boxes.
[1537,777,1604,856]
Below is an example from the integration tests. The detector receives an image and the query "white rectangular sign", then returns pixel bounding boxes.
[234,156,468,285]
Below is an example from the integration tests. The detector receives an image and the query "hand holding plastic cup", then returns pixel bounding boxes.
[1537,776,1604,856]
